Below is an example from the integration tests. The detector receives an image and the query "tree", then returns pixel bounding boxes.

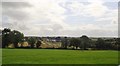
[27,37,36,48]
[89,40,96,49]
[2,28,24,48]
[96,38,106,50]
[69,38,81,49]
[104,39,114,50]
[13,30,24,48]
[61,37,69,49]
[36,40,42,48]
[2,28,11,48]
[80,35,90,50]
[115,38,120,50]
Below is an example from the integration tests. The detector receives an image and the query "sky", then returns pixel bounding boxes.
[1,0,119,37]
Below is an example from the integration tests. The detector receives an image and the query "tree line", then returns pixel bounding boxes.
[1,28,120,50]
[2,28,41,48]
[61,36,119,50]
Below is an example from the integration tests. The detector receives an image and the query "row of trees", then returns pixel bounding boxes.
[2,28,42,48]
[61,35,92,50]
[1,28,119,50]
[61,36,119,50]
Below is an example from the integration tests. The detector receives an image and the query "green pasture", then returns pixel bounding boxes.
[2,49,119,64]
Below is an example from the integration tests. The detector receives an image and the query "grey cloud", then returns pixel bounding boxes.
[2,2,32,9]
[3,10,29,21]
[2,2,32,30]
[51,24,63,32]
[2,2,32,21]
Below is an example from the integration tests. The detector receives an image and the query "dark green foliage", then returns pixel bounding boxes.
[27,37,36,48]
[115,38,120,50]
[61,37,69,49]
[36,40,42,48]
[95,38,118,50]
[89,40,96,49]
[2,28,12,48]
[80,35,91,50]
[69,38,81,49]
[96,38,106,50]
[2,28,24,48]
[13,30,24,48]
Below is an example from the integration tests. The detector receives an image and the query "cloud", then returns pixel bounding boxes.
[3,10,30,21]
[0,2,2,28]
[2,2,32,8]
[2,2,32,20]
[2,2,32,31]
[65,0,109,17]
[85,2,108,17]
[2,0,118,37]
[62,0,118,37]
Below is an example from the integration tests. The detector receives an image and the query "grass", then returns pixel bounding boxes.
[0,49,2,65]
[2,49,119,64]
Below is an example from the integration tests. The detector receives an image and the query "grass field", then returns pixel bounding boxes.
[0,49,2,65]
[2,49,119,64]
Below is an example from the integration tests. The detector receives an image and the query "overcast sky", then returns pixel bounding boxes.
[1,0,119,37]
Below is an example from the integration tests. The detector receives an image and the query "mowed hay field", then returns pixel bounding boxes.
[2,49,119,64]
